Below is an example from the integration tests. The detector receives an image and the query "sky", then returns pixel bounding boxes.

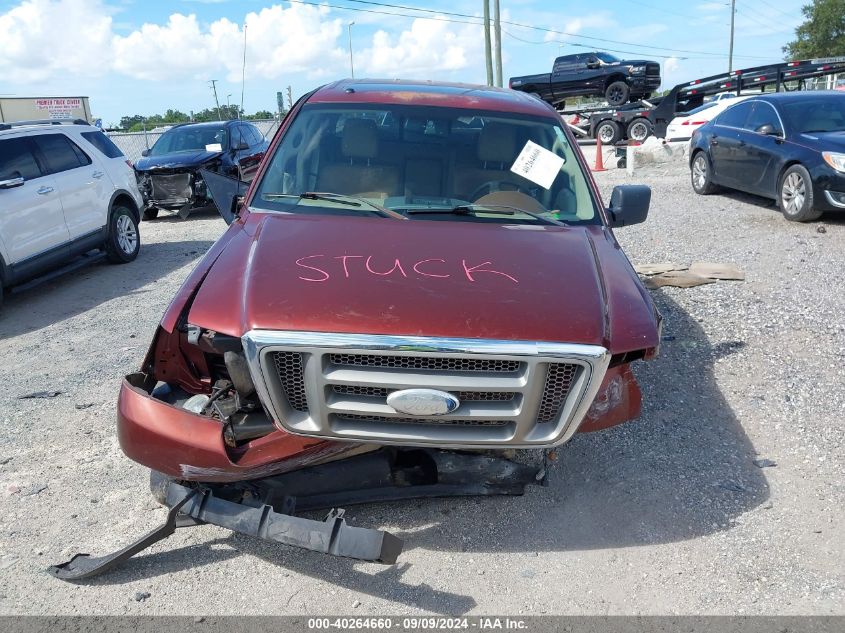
[0,0,805,125]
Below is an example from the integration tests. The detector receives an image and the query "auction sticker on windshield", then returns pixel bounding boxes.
[510,140,564,189]
[206,143,223,152]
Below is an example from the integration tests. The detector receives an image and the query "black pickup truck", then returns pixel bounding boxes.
[509,52,661,108]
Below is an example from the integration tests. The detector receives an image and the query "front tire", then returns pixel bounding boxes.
[779,164,821,222]
[605,81,630,107]
[691,152,718,195]
[105,205,140,263]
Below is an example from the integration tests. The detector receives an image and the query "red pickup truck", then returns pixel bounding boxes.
[52,79,661,579]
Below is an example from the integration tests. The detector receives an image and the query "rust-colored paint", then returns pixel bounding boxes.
[185,215,659,355]
[119,79,660,482]
[578,364,643,433]
[117,376,349,482]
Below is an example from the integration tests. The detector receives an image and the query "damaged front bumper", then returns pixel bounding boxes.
[117,372,355,482]
[49,482,402,580]
[50,449,543,580]
[136,170,212,216]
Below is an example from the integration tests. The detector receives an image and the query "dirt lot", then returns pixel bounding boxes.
[0,159,842,615]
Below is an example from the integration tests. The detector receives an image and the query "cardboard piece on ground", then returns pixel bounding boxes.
[642,271,716,289]
[634,263,687,276]
[688,262,745,281]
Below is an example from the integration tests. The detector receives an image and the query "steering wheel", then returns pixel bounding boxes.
[469,180,533,202]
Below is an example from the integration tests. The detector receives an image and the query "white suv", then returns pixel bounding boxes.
[0,119,143,305]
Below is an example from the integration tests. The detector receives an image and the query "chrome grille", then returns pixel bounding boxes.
[245,331,609,448]
[271,351,308,411]
[330,354,520,373]
[338,414,509,427]
[331,385,517,402]
[537,363,579,422]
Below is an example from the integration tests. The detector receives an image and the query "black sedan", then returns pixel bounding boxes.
[689,92,845,222]
[134,120,269,220]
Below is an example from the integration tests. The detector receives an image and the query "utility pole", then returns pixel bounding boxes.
[728,0,736,73]
[483,0,493,86]
[348,22,355,78]
[493,0,502,87]
[240,23,247,118]
[209,79,223,121]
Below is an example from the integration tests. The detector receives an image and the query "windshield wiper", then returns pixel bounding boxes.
[261,192,405,218]
[263,191,360,206]
[404,204,568,226]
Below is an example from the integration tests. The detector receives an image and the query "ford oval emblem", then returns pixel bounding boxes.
[387,389,460,416]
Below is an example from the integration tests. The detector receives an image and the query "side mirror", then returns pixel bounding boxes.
[607,185,650,227]
[0,175,25,189]
[141,149,151,157]
[756,124,781,137]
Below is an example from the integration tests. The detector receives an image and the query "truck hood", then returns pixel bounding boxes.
[610,59,658,66]
[186,213,659,352]
[135,150,223,172]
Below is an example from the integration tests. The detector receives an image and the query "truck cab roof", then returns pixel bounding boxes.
[308,79,557,118]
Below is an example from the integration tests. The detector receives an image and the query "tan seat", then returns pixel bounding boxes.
[316,118,400,199]
[453,123,531,200]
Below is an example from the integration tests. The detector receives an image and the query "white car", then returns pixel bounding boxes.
[0,119,143,306]
[665,95,753,142]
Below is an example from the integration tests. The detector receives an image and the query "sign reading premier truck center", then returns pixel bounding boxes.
[36,98,83,119]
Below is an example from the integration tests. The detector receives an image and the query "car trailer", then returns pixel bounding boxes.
[559,57,845,146]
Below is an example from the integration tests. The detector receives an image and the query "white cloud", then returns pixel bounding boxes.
[233,5,346,79]
[0,1,481,86]
[664,56,680,73]
[542,13,614,43]
[112,13,215,80]
[113,4,346,81]
[358,17,483,77]
[0,0,114,82]
[0,0,347,83]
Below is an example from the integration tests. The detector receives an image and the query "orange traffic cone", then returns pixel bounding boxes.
[593,135,607,172]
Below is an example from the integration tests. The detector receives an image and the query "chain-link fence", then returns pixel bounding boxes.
[106,119,282,163]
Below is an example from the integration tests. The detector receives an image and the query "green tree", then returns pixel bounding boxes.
[783,0,845,59]
[120,114,145,130]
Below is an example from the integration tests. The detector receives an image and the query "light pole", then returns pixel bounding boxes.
[348,21,355,79]
[226,94,232,119]
[728,0,736,73]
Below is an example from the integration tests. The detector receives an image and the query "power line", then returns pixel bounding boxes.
[502,29,687,59]
[285,0,772,60]
[735,6,794,33]
[330,0,771,58]
[742,0,802,21]
[502,28,768,62]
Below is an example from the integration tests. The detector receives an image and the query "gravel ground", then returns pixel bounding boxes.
[0,159,843,616]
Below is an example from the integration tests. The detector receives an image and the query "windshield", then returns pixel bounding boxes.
[150,125,229,156]
[252,104,600,225]
[781,97,845,133]
[595,53,620,63]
